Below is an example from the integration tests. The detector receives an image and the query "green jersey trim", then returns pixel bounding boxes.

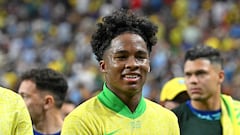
[98,83,146,119]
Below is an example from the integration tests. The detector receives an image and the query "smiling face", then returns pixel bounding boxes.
[184,58,224,102]
[100,33,150,97]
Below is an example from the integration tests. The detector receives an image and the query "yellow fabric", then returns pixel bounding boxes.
[160,77,187,101]
[61,96,180,135]
[221,94,240,135]
[0,87,33,135]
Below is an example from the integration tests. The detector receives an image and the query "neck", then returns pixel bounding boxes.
[104,83,142,112]
[124,95,141,112]
[191,95,221,111]
[115,93,141,112]
[34,109,63,134]
[111,89,141,112]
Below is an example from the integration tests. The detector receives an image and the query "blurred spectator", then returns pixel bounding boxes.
[160,77,190,109]
[61,99,76,120]
[0,0,239,107]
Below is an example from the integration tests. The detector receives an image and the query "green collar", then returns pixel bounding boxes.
[98,83,146,119]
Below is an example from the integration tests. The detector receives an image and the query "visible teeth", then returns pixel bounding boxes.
[125,75,138,78]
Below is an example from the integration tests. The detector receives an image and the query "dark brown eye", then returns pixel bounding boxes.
[115,55,127,61]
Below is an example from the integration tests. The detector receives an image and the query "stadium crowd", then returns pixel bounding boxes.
[0,0,240,106]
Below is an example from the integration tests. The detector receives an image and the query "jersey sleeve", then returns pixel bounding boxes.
[170,112,180,135]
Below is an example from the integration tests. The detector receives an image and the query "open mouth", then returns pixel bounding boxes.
[123,74,140,82]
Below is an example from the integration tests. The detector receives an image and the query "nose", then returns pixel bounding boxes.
[125,56,139,69]
[188,75,198,84]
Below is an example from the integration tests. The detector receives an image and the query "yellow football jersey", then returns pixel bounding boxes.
[62,84,179,135]
[0,87,33,135]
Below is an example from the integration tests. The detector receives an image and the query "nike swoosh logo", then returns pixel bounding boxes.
[104,129,119,135]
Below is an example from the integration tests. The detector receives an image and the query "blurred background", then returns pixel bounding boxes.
[0,0,240,105]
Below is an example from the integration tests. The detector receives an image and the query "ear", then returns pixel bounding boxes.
[218,70,225,84]
[43,95,54,109]
[99,60,107,73]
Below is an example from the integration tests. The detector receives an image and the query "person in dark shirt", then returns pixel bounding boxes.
[172,45,240,135]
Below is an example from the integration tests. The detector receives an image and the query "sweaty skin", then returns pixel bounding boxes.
[100,33,150,112]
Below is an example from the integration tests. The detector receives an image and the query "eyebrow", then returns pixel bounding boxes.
[185,69,208,75]
[113,49,148,54]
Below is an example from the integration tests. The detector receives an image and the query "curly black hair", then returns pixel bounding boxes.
[19,68,68,108]
[91,9,158,61]
[184,45,223,68]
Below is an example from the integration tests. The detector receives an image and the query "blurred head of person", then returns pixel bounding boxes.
[61,99,76,120]
[183,45,224,103]
[160,77,190,109]
[18,68,68,125]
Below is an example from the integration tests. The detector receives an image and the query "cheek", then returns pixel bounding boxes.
[27,96,43,107]
[107,62,125,73]
[144,64,150,71]
[141,62,150,72]
[27,100,38,109]
[28,101,44,115]
[202,76,215,86]
[25,100,32,108]
[104,57,123,72]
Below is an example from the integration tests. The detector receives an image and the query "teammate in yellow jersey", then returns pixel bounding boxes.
[0,87,33,135]
[61,9,180,135]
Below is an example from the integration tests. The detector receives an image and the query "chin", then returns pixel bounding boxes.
[191,96,204,101]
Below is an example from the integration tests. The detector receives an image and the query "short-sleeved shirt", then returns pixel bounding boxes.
[62,84,179,135]
[0,87,33,135]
